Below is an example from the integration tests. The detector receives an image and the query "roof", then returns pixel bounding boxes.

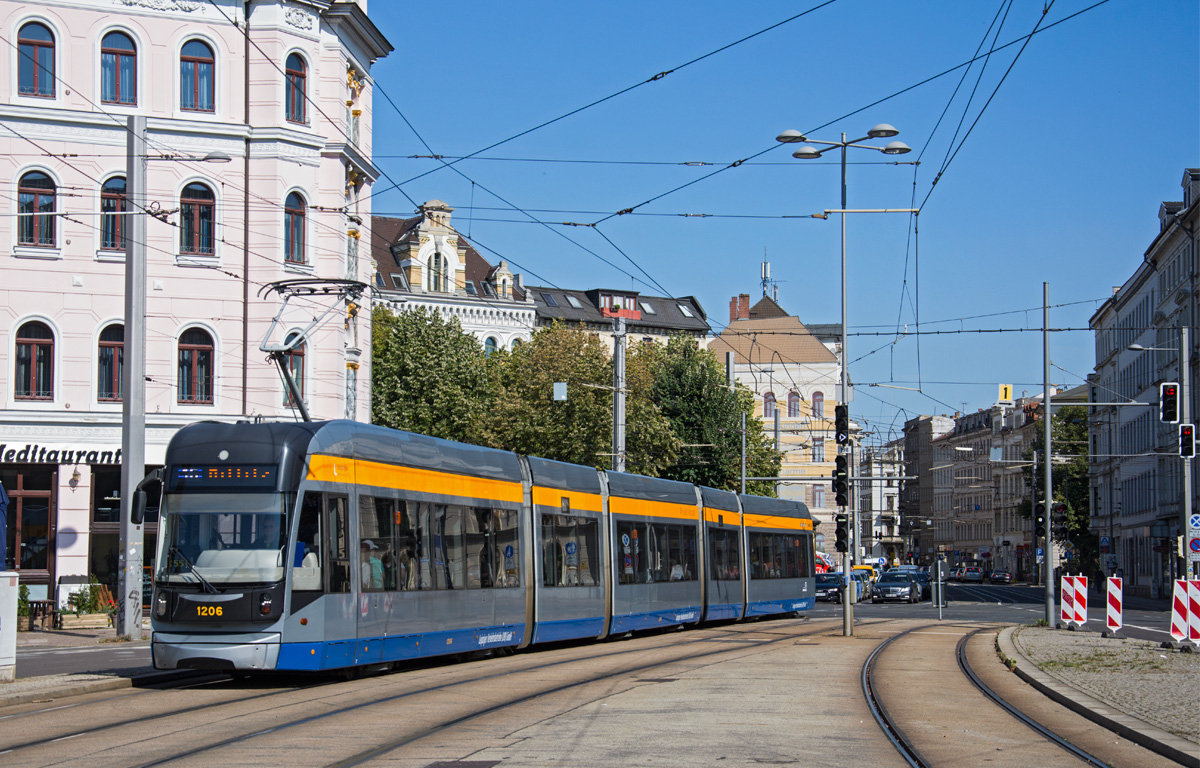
[709,316,838,365]
[748,295,789,320]
[526,287,710,334]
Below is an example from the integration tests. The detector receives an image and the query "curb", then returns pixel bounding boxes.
[997,626,1199,768]
[0,669,216,709]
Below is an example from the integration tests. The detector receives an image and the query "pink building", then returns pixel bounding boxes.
[0,0,391,605]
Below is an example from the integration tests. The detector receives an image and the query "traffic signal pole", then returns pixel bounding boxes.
[1043,283,1056,628]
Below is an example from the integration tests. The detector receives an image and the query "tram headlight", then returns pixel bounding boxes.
[259,593,273,615]
[155,592,168,618]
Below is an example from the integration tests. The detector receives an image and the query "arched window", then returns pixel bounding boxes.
[484,337,498,356]
[15,321,54,400]
[811,391,825,418]
[178,328,214,404]
[98,324,124,402]
[285,53,306,123]
[18,22,55,97]
[284,192,306,263]
[179,182,215,255]
[101,31,137,105]
[787,391,801,418]
[18,171,55,247]
[180,39,214,112]
[428,251,448,293]
[100,176,126,251]
[763,391,775,418]
[283,331,305,405]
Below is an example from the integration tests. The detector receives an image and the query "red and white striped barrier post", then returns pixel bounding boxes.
[1059,576,1088,629]
[1103,577,1122,637]
[1170,579,1188,644]
[1189,580,1200,646]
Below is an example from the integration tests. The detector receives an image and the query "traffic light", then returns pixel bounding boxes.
[835,404,849,445]
[1181,424,1195,458]
[834,513,849,553]
[832,454,849,507]
[1034,502,1046,539]
[1161,382,1180,423]
[1051,502,1068,539]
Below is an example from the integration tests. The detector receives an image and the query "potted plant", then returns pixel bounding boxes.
[59,576,113,630]
[16,584,32,631]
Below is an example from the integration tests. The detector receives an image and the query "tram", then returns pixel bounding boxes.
[146,420,814,673]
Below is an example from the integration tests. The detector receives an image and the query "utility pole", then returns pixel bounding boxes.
[1180,326,1195,579]
[1043,283,1056,627]
[118,115,147,640]
[612,317,626,473]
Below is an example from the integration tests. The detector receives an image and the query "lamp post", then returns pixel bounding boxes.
[118,116,231,639]
[776,124,911,635]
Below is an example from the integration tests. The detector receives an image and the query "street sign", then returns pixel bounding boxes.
[1190,514,1200,530]
[1036,547,1044,564]
[1100,536,1110,553]
[1189,538,1200,554]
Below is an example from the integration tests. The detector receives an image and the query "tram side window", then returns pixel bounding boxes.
[748,532,808,579]
[708,527,741,580]
[359,495,396,591]
[469,507,493,588]
[293,492,322,591]
[326,496,351,593]
[492,507,520,587]
[615,521,696,584]
[541,513,599,587]
[396,500,420,590]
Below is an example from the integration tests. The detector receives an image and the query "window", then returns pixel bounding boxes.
[541,514,600,587]
[639,301,656,315]
[15,321,54,400]
[464,281,478,295]
[180,39,214,112]
[100,176,126,250]
[814,486,825,509]
[284,331,304,405]
[428,251,448,292]
[18,22,54,97]
[708,527,741,580]
[788,391,800,418]
[484,337,498,356]
[179,183,215,255]
[763,392,775,418]
[285,53,306,123]
[18,171,56,247]
[101,31,136,105]
[812,441,825,462]
[565,294,583,309]
[677,304,695,318]
[540,292,558,307]
[178,328,214,404]
[615,520,697,584]
[284,192,306,264]
[811,391,824,418]
[98,324,124,402]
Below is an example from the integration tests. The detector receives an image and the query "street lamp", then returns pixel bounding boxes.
[118,116,232,639]
[777,124,912,636]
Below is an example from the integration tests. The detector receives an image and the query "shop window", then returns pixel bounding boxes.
[1,467,54,582]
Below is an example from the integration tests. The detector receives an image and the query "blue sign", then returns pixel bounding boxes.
[504,545,514,558]
[565,542,577,555]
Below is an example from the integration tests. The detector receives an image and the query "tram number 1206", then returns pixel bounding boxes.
[197,605,224,617]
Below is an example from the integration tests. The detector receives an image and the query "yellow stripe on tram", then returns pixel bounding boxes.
[306,454,524,503]
[531,486,603,513]
[744,513,813,532]
[702,507,742,526]
[609,496,699,522]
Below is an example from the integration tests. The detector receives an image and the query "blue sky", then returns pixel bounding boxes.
[364,1,1198,446]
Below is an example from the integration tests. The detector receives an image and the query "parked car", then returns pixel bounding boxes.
[963,566,984,583]
[816,572,843,602]
[988,569,1013,584]
[828,572,862,602]
[850,570,872,600]
[913,569,932,599]
[872,572,922,603]
[951,566,965,581]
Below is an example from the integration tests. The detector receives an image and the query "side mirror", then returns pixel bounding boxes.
[133,489,146,526]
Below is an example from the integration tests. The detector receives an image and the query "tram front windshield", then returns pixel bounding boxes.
[155,492,293,588]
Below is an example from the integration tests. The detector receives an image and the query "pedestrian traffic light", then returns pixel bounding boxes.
[835,513,849,553]
[835,404,849,445]
[1051,502,1068,539]
[1160,382,1180,423]
[833,454,849,506]
[1034,502,1046,539]
[1181,424,1195,458]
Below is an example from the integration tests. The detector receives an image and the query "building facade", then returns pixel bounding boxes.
[900,414,954,565]
[858,441,903,565]
[0,0,391,603]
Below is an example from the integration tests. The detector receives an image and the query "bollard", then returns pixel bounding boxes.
[0,572,16,682]
[1060,576,1087,629]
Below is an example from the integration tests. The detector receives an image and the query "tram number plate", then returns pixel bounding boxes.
[196,605,224,617]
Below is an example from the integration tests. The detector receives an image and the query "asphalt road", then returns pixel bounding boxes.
[16,642,152,679]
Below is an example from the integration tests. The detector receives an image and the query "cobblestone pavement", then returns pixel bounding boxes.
[1012,624,1200,743]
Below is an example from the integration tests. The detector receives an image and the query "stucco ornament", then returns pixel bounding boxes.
[118,0,203,11]
[285,8,314,30]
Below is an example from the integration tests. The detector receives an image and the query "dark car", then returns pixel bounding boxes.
[871,572,921,603]
[988,569,1013,584]
[815,572,843,602]
[913,569,932,599]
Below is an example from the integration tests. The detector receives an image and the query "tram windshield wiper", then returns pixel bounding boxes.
[169,545,219,594]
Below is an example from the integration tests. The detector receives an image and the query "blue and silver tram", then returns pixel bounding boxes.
[148,420,814,673]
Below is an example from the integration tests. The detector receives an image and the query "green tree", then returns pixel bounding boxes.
[370,305,492,443]
[623,342,681,477]
[480,322,612,467]
[637,336,780,495]
[1021,403,1095,575]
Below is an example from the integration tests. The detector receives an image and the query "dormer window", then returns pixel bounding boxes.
[565,295,583,309]
[427,250,448,292]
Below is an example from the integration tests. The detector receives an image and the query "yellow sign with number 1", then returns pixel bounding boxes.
[999,384,1013,403]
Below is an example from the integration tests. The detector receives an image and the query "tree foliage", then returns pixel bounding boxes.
[370,305,492,444]
[1021,403,1096,574]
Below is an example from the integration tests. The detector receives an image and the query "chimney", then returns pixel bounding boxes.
[738,294,750,319]
[729,297,738,323]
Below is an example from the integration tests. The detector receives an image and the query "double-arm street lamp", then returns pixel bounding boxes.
[776,124,913,635]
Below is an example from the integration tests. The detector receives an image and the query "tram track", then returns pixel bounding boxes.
[863,622,1114,768]
[0,618,825,767]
